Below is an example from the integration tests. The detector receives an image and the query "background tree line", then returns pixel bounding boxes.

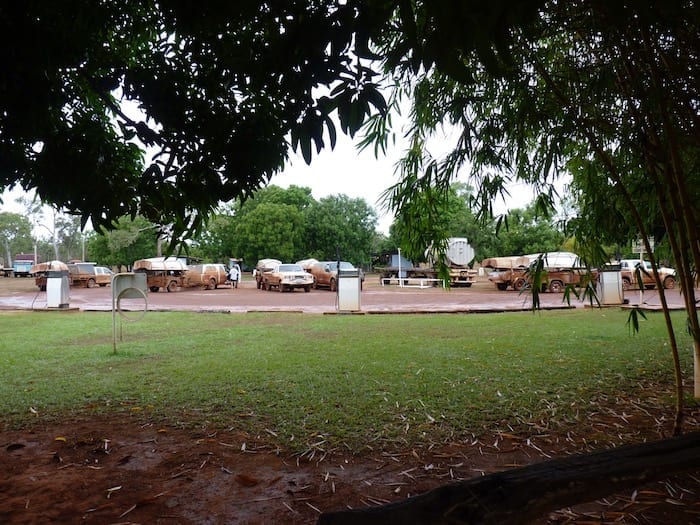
[2,182,575,271]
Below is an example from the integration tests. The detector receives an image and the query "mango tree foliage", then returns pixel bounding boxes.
[302,195,377,265]
[198,187,377,267]
[85,216,159,268]
[0,1,391,240]
[233,203,305,264]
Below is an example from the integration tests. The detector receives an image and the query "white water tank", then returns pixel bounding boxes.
[446,238,475,267]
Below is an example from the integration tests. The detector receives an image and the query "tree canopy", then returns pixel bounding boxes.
[0,1,391,239]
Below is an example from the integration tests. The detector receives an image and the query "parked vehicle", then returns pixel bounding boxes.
[425,237,478,287]
[483,256,531,291]
[254,258,282,289]
[305,260,365,291]
[618,259,676,290]
[0,256,13,277]
[484,252,594,292]
[67,262,102,288]
[94,266,114,286]
[185,263,229,290]
[261,263,313,292]
[31,260,69,291]
[133,257,189,292]
[377,238,477,287]
[12,253,36,277]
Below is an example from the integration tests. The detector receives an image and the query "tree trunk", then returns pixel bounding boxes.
[318,432,700,525]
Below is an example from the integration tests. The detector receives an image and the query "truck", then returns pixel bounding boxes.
[425,237,478,287]
[254,258,282,289]
[31,260,70,290]
[13,253,36,277]
[376,238,478,287]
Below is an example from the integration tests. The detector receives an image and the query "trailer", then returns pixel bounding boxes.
[484,252,594,292]
[31,260,69,291]
[483,256,530,291]
[133,257,189,292]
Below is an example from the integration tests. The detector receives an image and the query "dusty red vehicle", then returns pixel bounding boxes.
[306,260,365,291]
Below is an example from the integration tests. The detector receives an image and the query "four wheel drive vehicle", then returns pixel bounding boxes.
[67,262,102,288]
[254,258,282,289]
[93,266,114,286]
[618,259,676,290]
[133,257,188,292]
[261,263,314,292]
[307,261,364,291]
[185,263,229,290]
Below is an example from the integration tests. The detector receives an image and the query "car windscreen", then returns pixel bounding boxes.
[278,264,303,272]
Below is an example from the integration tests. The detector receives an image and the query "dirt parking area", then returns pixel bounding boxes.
[0,273,688,314]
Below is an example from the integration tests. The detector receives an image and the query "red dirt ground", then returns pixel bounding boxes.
[2,405,699,525]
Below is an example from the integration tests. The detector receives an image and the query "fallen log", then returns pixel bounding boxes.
[317,431,700,525]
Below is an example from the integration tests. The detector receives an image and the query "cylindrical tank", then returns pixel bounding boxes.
[445,238,475,267]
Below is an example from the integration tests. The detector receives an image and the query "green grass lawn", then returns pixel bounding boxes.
[0,309,693,452]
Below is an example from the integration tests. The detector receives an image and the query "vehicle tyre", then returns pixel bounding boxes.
[208,278,217,290]
[548,280,564,293]
[150,286,159,293]
[622,277,632,290]
[513,277,527,291]
[167,280,177,293]
[304,285,310,292]
[87,278,96,288]
[312,279,318,290]
[664,276,676,289]
[496,283,508,291]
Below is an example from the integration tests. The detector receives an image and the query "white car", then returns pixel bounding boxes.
[261,263,314,292]
[94,266,114,287]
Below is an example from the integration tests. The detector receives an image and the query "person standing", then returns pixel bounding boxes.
[228,263,240,289]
